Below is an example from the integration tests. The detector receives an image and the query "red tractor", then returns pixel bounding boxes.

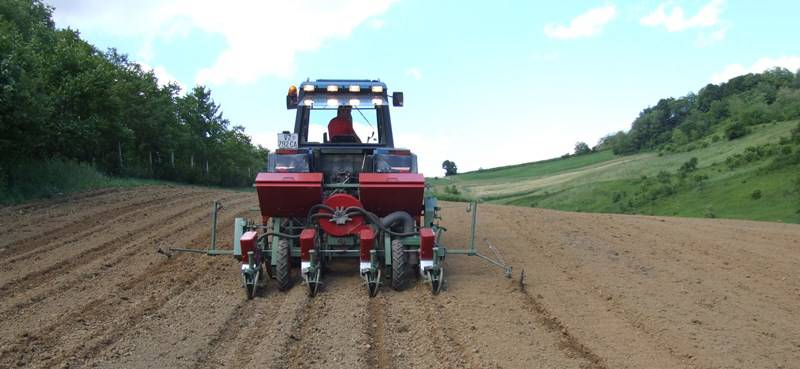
[234,79,444,298]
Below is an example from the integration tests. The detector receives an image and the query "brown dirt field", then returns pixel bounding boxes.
[0,186,798,369]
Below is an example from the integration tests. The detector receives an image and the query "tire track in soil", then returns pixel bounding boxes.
[0,193,246,324]
[477,205,684,368]
[0,188,205,264]
[365,295,390,369]
[416,287,479,369]
[381,281,480,369]
[216,278,313,368]
[283,293,323,369]
[193,289,295,369]
[190,300,249,369]
[284,265,370,369]
[0,192,240,312]
[366,293,392,369]
[0,197,252,369]
[81,200,256,369]
[189,284,296,369]
[514,286,608,369]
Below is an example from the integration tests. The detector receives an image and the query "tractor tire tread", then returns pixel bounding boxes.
[276,239,293,291]
[391,239,409,291]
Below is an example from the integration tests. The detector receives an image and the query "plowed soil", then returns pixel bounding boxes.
[1,186,799,369]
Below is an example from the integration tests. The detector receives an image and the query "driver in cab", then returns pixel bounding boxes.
[328,105,361,143]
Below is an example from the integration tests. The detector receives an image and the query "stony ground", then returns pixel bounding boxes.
[1,186,798,368]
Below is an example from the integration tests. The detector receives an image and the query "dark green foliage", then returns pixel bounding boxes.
[0,159,154,204]
[0,0,267,191]
[704,206,716,219]
[604,68,800,154]
[726,121,749,140]
[574,141,591,155]
[678,157,698,177]
[442,160,458,176]
[750,189,762,200]
[444,184,460,195]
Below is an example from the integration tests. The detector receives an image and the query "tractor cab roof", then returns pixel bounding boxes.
[287,79,402,148]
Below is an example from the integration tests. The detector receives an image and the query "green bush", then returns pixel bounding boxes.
[750,189,762,200]
[678,157,699,177]
[0,159,124,204]
[726,121,749,140]
[704,206,716,218]
[444,185,461,195]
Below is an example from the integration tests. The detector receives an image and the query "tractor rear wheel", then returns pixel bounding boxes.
[276,239,293,291]
[391,239,409,290]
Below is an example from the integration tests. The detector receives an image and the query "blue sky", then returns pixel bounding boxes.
[47,0,800,176]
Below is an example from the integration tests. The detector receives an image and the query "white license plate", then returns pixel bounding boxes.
[277,133,298,149]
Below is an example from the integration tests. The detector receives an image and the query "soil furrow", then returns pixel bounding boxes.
[0,202,248,369]
[0,193,238,296]
[365,294,390,369]
[515,286,608,369]
[0,194,247,322]
[0,188,121,229]
[0,188,205,263]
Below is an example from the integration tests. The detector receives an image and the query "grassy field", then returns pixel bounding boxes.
[430,120,800,223]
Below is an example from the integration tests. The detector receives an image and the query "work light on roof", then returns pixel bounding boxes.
[348,85,361,92]
[349,99,360,106]
[303,99,313,106]
[371,85,383,93]
[372,98,383,105]
[327,98,339,106]
[327,85,339,92]
[302,85,315,92]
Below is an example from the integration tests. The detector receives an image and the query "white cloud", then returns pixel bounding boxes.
[46,0,398,86]
[696,24,728,47]
[711,56,800,84]
[640,0,724,32]
[369,18,386,30]
[138,62,185,91]
[544,5,617,40]
[405,67,422,80]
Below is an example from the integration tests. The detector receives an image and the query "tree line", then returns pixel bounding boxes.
[0,0,268,188]
[598,68,800,154]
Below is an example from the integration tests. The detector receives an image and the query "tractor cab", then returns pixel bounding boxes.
[269,79,416,184]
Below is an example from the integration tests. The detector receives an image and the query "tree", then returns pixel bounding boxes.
[0,0,267,189]
[442,160,458,176]
[574,141,591,155]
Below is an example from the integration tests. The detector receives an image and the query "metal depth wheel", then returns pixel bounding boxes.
[307,267,321,297]
[428,267,444,295]
[366,268,381,297]
[391,239,409,291]
[275,239,293,291]
[244,266,261,300]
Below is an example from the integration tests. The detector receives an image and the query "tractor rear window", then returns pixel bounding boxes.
[306,107,379,144]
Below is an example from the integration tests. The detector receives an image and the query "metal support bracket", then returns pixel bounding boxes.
[162,200,234,256]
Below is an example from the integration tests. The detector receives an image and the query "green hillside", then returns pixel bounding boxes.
[431,68,800,223]
[431,120,800,223]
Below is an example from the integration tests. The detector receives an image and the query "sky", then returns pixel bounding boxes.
[46,0,800,176]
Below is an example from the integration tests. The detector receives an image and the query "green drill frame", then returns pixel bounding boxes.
[165,196,512,297]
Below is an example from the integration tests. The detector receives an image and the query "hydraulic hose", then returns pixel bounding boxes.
[343,207,418,237]
[257,231,301,243]
[380,211,414,233]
